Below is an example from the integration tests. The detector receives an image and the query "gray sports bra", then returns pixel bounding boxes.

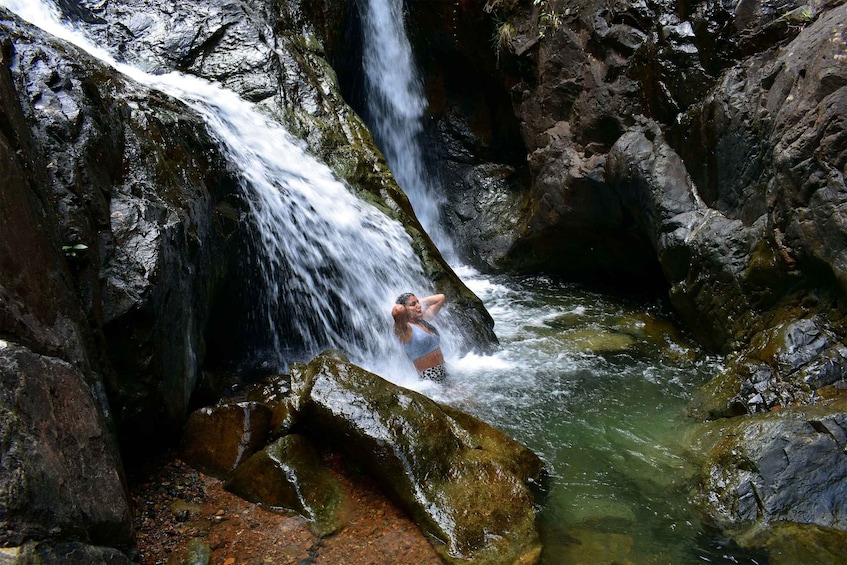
[401,323,440,361]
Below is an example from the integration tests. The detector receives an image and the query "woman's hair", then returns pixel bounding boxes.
[395,292,414,305]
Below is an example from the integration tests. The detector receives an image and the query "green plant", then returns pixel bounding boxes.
[62,243,88,258]
[495,21,516,51]
[534,0,563,39]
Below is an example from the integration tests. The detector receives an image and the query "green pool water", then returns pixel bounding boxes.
[434,271,768,564]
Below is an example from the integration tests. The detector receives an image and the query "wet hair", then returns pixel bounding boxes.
[395,292,414,305]
[395,292,439,335]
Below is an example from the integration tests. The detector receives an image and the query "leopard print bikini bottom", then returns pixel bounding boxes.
[419,364,446,382]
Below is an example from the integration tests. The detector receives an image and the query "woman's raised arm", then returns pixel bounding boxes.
[420,294,445,319]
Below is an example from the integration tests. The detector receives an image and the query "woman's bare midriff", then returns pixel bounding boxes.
[413,349,444,372]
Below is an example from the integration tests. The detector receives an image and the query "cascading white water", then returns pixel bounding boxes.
[359,0,453,256]
[3,0,435,385]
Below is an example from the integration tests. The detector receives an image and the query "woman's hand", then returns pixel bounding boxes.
[421,294,445,319]
[391,304,407,321]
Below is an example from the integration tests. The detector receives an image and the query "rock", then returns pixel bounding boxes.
[0,9,246,455]
[0,541,135,565]
[0,342,133,549]
[179,402,273,477]
[691,314,847,418]
[737,521,847,565]
[288,351,545,565]
[562,330,636,354]
[184,538,212,565]
[59,0,498,353]
[689,399,847,538]
[224,434,346,536]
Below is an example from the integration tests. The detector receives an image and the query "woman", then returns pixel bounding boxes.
[392,292,446,381]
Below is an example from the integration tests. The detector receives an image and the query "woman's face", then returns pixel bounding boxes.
[404,295,422,320]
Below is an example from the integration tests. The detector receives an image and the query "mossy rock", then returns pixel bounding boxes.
[294,351,545,565]
[224,434,346,537]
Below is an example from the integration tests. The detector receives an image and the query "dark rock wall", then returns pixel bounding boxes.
[402,0,847,391]
[0,8,244,555]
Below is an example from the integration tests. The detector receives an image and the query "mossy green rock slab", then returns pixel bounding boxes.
[291,351,544,565]
[224,434,345,536]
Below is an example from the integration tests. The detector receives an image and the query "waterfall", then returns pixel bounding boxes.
[359,0,454,257]
[3,0,432,381]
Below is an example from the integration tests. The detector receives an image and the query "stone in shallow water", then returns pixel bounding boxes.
[563,329,636,353]
[546,528,635,565]
[741,522,847,565]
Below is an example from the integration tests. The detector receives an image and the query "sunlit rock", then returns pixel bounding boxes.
[691,315,847,418]
[689,398,847,554]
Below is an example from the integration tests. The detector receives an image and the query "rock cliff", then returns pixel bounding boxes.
[368,0,847,556]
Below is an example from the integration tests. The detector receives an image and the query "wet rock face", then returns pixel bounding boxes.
[180,351,546,564]
[61,0,498,351]
[1,9,244,558]
[1,9,245,441]
[293,352,545,565]
[683,3,847,294]
[691,399,847,544]
[430,1,847,405]
[0,342,132,548]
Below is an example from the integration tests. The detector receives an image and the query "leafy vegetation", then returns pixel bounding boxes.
[62,243,88,258]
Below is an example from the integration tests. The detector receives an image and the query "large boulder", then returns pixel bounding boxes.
[688,398,847,561]
[187,351,546,564]
[0,342,133,551]
[288,351,545,565]
[0,541,135,565]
